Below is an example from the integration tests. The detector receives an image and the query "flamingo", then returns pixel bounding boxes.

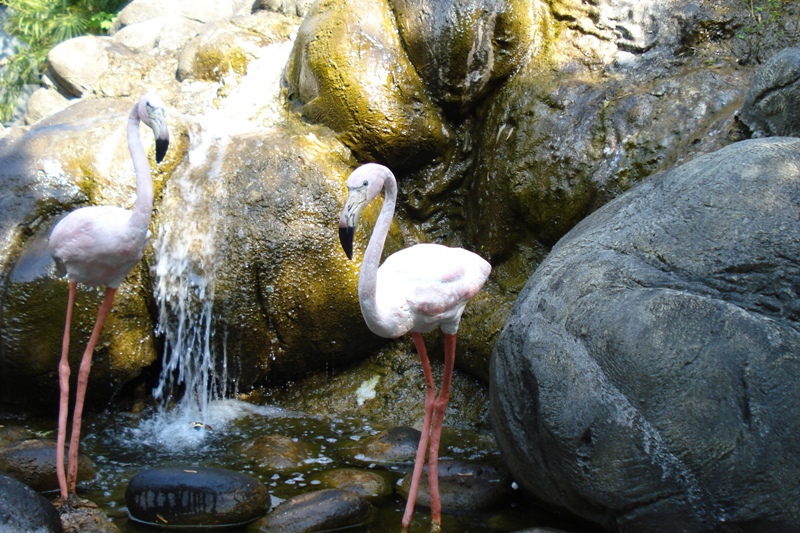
[338,163,491,531]
[48,93,169,503]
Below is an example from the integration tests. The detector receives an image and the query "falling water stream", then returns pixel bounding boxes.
[141,40,297,444]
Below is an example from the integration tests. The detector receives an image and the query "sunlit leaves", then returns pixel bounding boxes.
[0,0,126,121]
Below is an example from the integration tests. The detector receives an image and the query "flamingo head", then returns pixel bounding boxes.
[139,93,170,163]
[338,164,388,260]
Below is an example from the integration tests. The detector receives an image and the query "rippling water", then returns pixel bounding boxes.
[3,399,585,532]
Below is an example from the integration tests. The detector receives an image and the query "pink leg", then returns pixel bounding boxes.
[66,287,116,492]
[402,333,436,531]
[56,281,77,502]
[427,333,457,531]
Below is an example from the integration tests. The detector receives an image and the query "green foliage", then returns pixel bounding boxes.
[88,10,115,32]
[736,0,800,63]
[0,0,127,122]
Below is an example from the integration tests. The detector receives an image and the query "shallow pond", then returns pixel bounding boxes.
[4,400,587,532]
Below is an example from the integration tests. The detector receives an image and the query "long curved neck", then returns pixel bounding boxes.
[127,103,154,232]
[359,172,397,335]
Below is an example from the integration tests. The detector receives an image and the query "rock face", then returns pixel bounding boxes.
[738,47,800,138]
[2,0,798,416]
[125,466,270,527]
[0,439,95,492]
[491,137,800,532]
[111,0,256,52]
[0,474,63,533]
[257,489,371,533]
[46,36,147,98]
[390,0,544,115]
[284,0,452,170]
[284,0,544,169]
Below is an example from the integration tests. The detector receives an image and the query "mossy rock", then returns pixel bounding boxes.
[177,22,272,83]
[390,0,547,115]
[464,57,748,263]
[284,0,451,170]
[262,341,491,431]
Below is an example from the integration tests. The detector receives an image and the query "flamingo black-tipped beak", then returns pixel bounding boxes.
[155,136,169,164]
[154,119,169,164]
[147,103,169,163]
[339,225,354,260]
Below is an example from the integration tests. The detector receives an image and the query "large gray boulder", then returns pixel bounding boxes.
[491,137,800,532]
[0,474,62,533]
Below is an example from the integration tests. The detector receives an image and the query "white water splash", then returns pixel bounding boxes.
[125,400,294,452]
[149,39,294,432]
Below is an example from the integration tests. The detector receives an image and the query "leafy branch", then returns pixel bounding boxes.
[0,0,127,122]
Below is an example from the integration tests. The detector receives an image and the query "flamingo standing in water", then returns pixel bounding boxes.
[338,163,491,531]
[48,93,169,503]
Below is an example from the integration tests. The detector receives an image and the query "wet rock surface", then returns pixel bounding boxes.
[55,496,121,533]
[0,438,95,492]
[310,468,393,499]
[0,473,62,533]
[339,426,421,464]
[125,466,270,527]
[284,0,451,169]
[738,47,800,138]
[241,434,313,470]
[491,137,800,532]
[3,0,798,424]
[256,488,372,533]
[398,460,513,511]
[389,0,544,115]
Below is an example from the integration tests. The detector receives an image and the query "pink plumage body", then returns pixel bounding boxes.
[374,243,491,337]
[49,205,150,288]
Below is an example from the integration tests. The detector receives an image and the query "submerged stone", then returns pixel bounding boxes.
[125,466,270,528]
[240,434,313,470]
[0,474,62,533]
[256,488,372,532]
[310,468,393,499]
[339,426,420,464]
[398,460,513,511]
[0,425,31,447]
[0,439,95,492]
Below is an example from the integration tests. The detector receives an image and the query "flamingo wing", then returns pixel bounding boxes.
[49,206,150,287]
[377,243,491,334]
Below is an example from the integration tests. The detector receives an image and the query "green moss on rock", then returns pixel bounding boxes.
[284,0,451,170]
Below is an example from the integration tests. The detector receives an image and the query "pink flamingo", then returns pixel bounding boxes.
[48,93,169,502]
[338,163,491,531]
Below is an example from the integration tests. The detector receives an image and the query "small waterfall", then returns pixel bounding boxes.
[146,40,295,443]
[151,132,228,422]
